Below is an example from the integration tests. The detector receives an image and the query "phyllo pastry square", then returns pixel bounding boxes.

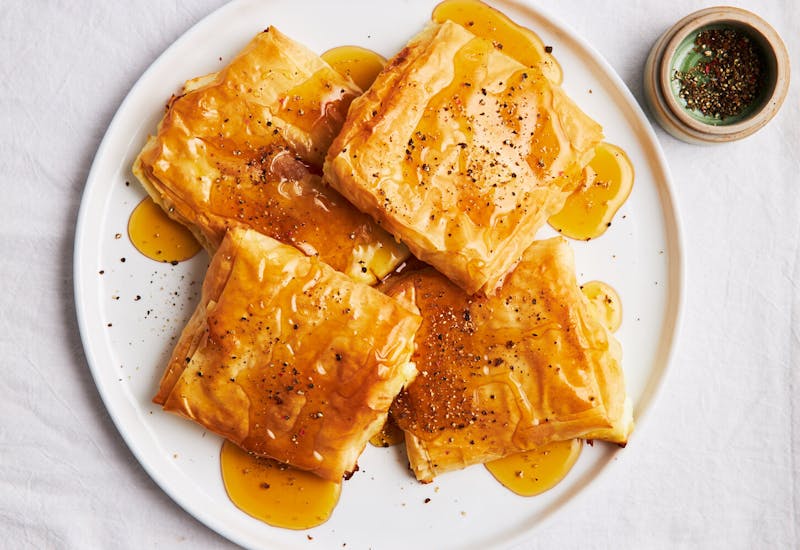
[154,228,421,481]
[384,237,632,482]
[134,27,408,284]
[324,20,603,294]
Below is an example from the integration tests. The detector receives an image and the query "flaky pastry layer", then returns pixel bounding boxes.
[385,237,632,482]
[155,228,421,481]
[324,20,603,293]
[133,27,407,284]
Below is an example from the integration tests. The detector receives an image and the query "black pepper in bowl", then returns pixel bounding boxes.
[674,28,765,119]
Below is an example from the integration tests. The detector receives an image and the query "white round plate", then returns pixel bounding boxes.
[74,1,683,548]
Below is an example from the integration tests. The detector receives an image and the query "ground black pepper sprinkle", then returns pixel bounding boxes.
[674,28,764,119]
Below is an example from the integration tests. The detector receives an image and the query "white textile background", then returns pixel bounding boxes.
[1,0,798,548]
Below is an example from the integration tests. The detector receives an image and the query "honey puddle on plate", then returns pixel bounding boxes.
[128,196,201,263]
[581,280,622,332]
[549,143,634,241]
[433,0,562,84]
[485,439,583,496]
[322,46,386,91]
[220,440,341,530]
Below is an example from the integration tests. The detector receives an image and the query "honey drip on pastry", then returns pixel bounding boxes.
[391,263,600,446]
[207,143,406,284]
[322,46,386,91]
[581,280,622,332]
[432,0,562,84]
[273,68,357,141]
[369,415,405,448]
[127,196,201,263]
[548,143,634,240]
[484,439,582,496]
[220,440,341,530]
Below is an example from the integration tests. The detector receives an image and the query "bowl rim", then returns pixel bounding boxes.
[657,6,790,140]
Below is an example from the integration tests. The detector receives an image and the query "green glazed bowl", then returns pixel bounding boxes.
[644,7,789,144]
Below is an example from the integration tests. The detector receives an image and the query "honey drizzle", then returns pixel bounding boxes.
[274,67,357,141]
[322,46,386,91]
[220,440,341,530]
[548,142,634,240]
[581,280,622,332]
[432,0,562,84]
[127,196,201,263]
[207,140,405,285]
[485,439,582,496]
[369,415,405,448]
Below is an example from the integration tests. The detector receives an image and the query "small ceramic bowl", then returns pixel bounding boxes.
[644,6,790,144]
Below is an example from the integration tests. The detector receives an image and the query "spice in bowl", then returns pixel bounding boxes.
[673,28,765,122]
[643,6,789,143]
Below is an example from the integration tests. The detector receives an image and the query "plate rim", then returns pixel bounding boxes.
[73,0,685,548]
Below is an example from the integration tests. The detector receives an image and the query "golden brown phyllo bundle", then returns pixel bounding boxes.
[135,15,632,486]
[133,27,408,285]
[324,20,603,294]
[153,228,420,481]
[383,237,631,482]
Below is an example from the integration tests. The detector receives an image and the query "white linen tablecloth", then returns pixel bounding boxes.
[1,0,797,548]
